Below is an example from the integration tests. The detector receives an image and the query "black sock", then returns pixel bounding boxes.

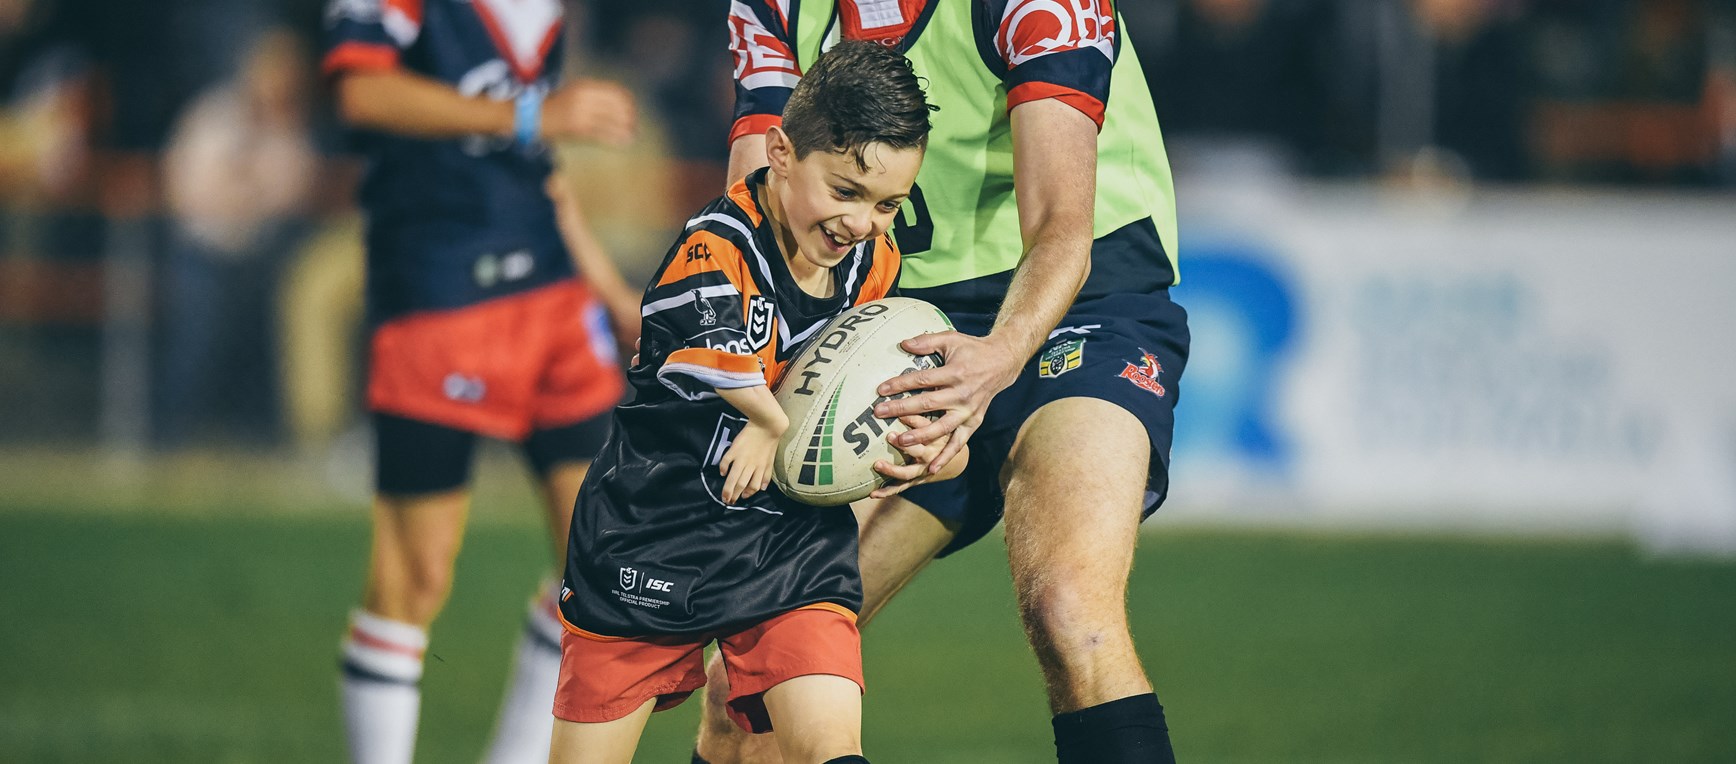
[1052,693,1175,764]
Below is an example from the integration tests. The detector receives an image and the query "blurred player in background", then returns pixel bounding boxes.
[322,0,640,762]
[703,2,1188,763]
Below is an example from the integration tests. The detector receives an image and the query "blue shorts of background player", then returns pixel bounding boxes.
[902,289,1190,556]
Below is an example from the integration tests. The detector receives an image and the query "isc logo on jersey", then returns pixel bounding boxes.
[618,567,675,593]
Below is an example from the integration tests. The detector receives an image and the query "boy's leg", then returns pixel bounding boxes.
[484,404,611,763]
[548,699,654,764]
[343,489,471,764]
[342,413,477,764]
[551,628,709,764]
[709,608,865,763]
[760,674,865,763]
[482,456,592,764]
[486,458,586,764]
[481,578,568,764]
[694,498,953,764]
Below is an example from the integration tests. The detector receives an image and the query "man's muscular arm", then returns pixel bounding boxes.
[873,98,1098,471]
[726,133,770,186]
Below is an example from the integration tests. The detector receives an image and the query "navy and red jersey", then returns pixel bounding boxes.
[323,0,574,323]
[728,0,1116,143]
[559,168,901,638]
[726,0,1181,311]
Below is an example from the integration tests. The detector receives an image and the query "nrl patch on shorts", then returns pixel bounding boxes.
[1038,338,1085,378]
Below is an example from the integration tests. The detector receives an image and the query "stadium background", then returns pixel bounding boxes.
[3,0,1734,761]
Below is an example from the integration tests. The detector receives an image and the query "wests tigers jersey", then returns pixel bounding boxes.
[559,168,899,638]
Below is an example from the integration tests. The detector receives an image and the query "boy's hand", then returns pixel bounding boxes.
[544,173,642,357]
[718,421,781,504]
[541,79,637,147]
[869,416,964,499]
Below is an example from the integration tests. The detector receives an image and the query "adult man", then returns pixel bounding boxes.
[698,1,1188,762]
[323,1,640,762]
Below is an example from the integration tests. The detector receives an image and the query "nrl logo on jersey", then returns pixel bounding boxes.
[618,566,639,591]
[747,295,775,351]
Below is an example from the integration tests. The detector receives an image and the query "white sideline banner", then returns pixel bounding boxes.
[1164,182,1736,554]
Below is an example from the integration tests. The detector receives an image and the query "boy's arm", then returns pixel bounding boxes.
[332,68,512,139]
[643,229,763,401]
[547,173,641,352]
[714,384,789,504]
[323,3,634,145]
[332,70,635,146]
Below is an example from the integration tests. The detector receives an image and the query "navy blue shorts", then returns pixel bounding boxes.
[902,291,1190,556]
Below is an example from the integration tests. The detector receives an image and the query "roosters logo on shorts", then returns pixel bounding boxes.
[442,373,487,403]
[1118,350,1167,397]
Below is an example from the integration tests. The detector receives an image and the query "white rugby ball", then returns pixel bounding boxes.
[773,297,952,506]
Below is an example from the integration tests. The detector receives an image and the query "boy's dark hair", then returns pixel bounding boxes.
[781,40,934,170]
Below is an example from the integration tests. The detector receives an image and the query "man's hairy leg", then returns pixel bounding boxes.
[1001,397,1153,712]
[693,497,955,764]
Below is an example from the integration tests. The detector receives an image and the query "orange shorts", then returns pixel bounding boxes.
[367,280,624,441]
[553,606,863,734]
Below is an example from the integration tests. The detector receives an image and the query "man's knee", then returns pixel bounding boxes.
[1015,572,1132,655]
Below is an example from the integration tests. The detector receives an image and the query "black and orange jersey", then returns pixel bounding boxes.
[559,167,899,638]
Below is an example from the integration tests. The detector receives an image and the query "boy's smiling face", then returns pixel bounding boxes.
[766,127,923,271]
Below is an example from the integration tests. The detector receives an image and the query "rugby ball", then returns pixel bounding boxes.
[773,297,953,506]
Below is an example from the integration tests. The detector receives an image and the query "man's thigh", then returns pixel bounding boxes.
[1001,397,1150,579]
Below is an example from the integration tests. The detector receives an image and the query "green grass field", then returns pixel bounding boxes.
[3,509,1734,763]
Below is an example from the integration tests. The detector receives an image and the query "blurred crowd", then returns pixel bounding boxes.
[1,0,1733,452]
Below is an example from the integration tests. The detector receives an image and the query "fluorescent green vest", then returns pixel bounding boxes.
[790,0,1179,292]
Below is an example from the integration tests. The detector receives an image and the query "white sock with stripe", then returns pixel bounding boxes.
[481,581,567,764]
[340,609,427,764]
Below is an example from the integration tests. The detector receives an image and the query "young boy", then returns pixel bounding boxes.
[548,41,954,764]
